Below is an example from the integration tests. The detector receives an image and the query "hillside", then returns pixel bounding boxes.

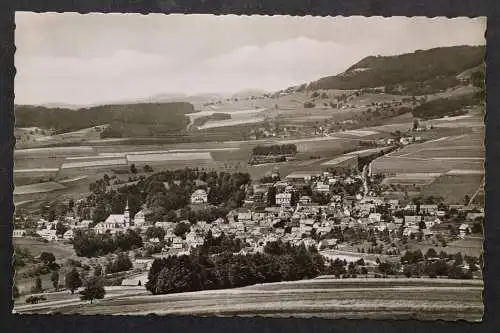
[308,45,485,94]
[15,102,195,135]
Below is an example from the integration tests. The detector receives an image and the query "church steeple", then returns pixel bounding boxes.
[124,199,130,226]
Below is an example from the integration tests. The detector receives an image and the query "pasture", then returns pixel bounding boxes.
[16,278,483,321]
[13,238,76,261]
[420,174,484,205]
[14,182,67,196]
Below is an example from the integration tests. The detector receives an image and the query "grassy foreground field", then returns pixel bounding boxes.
[14,278,483,321]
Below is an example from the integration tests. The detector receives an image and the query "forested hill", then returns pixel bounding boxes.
[307,45,485,93]
[15,102,195,134]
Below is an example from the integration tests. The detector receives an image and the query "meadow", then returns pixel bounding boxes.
[14,278,483,321]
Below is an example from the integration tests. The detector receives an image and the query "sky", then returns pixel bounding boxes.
[15,13,486,106]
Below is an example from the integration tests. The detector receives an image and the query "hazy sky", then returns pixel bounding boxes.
[15,13,486,105]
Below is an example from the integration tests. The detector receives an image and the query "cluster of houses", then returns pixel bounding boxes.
[14,167,484,263]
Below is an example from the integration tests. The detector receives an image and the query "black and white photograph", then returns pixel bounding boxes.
[12,13,485,321]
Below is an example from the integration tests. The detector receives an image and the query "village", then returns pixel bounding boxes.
[13,148,483,287]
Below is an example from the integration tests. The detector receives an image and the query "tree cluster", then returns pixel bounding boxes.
[251,144,297,156]
[72,229,143,257]
[105,252,133,274]
[146,241,326,295]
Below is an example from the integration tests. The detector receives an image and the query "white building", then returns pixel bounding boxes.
[275,192,292,206]
[96,200,133,234]
[459,223,471,239]
[13,229,26,238]
[63,229,74,240]
[134,210,146,227]
[191,189,208,204]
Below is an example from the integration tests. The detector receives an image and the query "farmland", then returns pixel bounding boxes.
[14,278,483,321]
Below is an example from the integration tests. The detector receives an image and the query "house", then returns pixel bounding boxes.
[404,215,421,226]
[63,229,74,240]
[388,199,399,210]
[368,212,382,223]
[13,229,26,238]
[314,183,330,193]
[420,204,439,215]
[275,192,292,206]
[172,236,184,249]
[37,228,58,241]
[191,189,208,204]
[404,204,417,213]
[424,216,441,229]
[319,238,338,249]
[436,210,446,217]
[134,210,146,227]
[75,220,93,229]
[237,210,252,223]
[459,223,471,239]
[467,212,484,221]
[285,171,320,183]
[299,196,312,205]
[185,231,204,248]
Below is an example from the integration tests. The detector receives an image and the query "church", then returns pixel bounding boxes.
[94,201,133,234]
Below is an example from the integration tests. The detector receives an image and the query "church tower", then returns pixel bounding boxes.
[124,199,130,227]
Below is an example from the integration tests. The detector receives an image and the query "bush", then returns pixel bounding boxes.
[304,101,315,108]
[105,253,133,274]
[25,296,47,304]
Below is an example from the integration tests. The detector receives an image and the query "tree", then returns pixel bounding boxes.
[65,268,82,294]
[130,164,137,174]
[412,119,419,130]
[266,186,276,206]
[56,221,69,237]
[13,285,20,299]
[32,277,43,293]
[144,165,154,173]
[39,251,56,265]
[464,195,471,205]
[174,222,191,238]
[145,226,166,241]
[51,271,60,290]
[106,252,133,274]
[94,264,103,277]
[425,248,438,259]
[79,276,106,304]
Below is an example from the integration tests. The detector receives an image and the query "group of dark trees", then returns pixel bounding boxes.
[85,168,251,227]
[412,93,480,120]
[400,249,479,279]
[308,46,484,91]
[200,231,247,255]
[15,102,194,136]
[72,229,143,257]
[191,113,231,128]
[252,144,297,156]
[105,252,133,274]
[146,241,325,295]
[64,267,105,304]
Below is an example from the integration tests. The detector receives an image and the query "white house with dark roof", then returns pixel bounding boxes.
[191,189,208,204]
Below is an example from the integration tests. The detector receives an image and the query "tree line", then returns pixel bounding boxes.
[72,229,143,258]
[145,240,325,295]
[252,144,297,156]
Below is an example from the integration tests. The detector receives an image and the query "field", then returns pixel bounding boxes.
[13,278,483,321]
[420,174,484,205]
[14,237,76,260]
[14,182,67,195]
[408,236,483,258]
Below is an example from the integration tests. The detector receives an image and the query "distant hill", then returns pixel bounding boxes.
[15,102,195,135]
[308,45,485,94]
